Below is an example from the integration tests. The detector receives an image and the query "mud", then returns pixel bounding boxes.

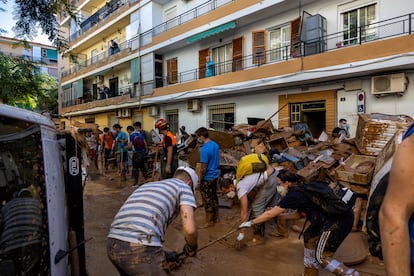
[83,168,386,276]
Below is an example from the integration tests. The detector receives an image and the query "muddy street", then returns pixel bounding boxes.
[83,168,386,276]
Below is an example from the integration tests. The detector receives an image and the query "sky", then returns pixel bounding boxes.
[1,0,52,45]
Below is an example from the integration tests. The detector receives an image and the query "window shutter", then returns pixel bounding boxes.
[232,37,243,72]
[290,16,302,57]
[167,58,178,84]
[198,48,209,79]
[252,31,266,64]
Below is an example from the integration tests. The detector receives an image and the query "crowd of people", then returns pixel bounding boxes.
[94,119,378,275]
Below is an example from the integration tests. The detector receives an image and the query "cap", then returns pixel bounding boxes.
[113,123,122,129]
[176,166,198,193]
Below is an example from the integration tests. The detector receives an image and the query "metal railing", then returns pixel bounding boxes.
[69,0,133,41]
[63,0,234,76]
[61,12,414,107]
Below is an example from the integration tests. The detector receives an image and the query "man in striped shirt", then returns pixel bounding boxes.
[107,167,198,275]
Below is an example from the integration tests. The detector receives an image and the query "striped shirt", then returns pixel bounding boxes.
[108,178,196,247]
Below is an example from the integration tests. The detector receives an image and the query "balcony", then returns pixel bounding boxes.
[61,13,414,110]
[69,0,135,42]
[62,0,234,78]
[150,13,414,87]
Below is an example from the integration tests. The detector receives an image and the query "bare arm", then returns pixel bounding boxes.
[167,145,173,166]
[379,133,414,276]
[252,206,286,225]
[238,195,249,235]
[180,204,197,246]
[279,211,302,220]
[200,163,207,180]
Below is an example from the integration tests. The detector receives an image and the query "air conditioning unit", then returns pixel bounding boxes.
[371,73,408,96]
[187,99,201,112]
[94,75,104,84]
[148,106,159,117]
[116,108,131,118]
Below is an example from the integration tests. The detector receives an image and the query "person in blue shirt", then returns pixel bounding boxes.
[195,127,220,228]
[380,123,414,275]
[113,123,128,181]
[205,55,215,78]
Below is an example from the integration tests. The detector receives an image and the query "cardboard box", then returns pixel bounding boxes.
[334,154,376,185]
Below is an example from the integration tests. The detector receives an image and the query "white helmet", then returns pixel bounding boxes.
[176,166,198,193]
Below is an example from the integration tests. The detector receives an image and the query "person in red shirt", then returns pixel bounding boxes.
[99,127,115,170]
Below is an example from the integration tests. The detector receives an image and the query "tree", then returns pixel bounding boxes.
[0,54,57,113]
[4,0,76,50]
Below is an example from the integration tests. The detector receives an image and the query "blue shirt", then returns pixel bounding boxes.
[200,140,220,181]
[115,131,128,153]
[206,60,215,77]
[129,131,146,152]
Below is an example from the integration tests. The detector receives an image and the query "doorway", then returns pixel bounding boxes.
[109,77,119,97]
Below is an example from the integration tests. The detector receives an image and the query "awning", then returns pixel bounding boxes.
[187,21,237,44]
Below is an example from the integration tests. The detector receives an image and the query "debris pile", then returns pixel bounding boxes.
[182,113,413,232]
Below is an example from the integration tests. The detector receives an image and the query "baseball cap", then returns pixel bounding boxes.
[176,166,198,193]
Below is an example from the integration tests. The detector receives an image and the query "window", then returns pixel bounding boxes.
[252,31,266,64]
[342,3,376,45]
[291,103,301,124]
[165,6,178,30]
[269,25,291,61]
[167,58,178,84]
[166,109,179,134]
[211,43,232,75]
[91,49,98,64]
[208,103,235,131]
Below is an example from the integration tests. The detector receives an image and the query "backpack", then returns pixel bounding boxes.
[299,181,357,216]
[235,153,269,185]
[133,133,146,151]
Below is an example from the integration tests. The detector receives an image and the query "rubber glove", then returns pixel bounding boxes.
[238,220,253,229]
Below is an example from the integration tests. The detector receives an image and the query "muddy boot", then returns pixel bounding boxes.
[303,266,319,276]
[246,234,265,247]
[198,212,214,229]
[269,218,289,239]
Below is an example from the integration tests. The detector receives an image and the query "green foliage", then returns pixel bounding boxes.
[10,0,76,51]
[0,53,57,113]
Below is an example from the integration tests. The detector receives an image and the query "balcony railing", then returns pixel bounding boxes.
[61,13,414,108]
[152,13,414,86]
[61,39,132,77]
[69,0,133,42]
[63,0,234,77]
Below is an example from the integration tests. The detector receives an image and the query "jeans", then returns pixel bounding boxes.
[107,238,167,276]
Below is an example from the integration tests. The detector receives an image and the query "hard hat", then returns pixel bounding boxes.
[176,166,198,193]
[155,118,169,130]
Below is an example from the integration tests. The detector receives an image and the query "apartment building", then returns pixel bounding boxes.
[0,36,58,78]
[59,0,414,138]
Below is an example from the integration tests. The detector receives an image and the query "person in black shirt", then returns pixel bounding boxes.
[239,169,358,276]
[332,118,350,139]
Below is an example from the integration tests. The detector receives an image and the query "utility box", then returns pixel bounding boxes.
[302,14,327,55]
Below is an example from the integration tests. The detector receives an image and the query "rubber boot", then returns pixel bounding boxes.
[198,212,214,229]
[212,206,220,223]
